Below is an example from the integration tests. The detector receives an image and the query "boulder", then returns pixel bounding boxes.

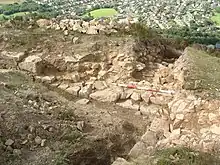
[90,88,120,102]
[18,55,44,74]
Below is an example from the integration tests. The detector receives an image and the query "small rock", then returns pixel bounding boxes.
[135,111,141,116]
[86,26,98,34]
[169,128,181,140]
[170,113,175,120]
[150,116,170,133]
[58,83,69,90]
[140,103,160,116]
[41,139,46,147]
[28,125,35,133]
[141,92,151,103]
[93,81,107,90]
[48,127,53,132]
[27,134,33,140]
[210,124,220,135]
[150,95,171,105]
[72,37,80,44]
[66,85,81,96]
[5,139,14,146]
[131,92,141,101]
[6,146,13,152]
[141,131,158,146]
[76,99,90,105]
[120,89,133,100]
[71,73,80,82]
[35,136,42,145]
[76,121,85,131]
[36,19,51,27]
[208,113,218,122]
[13,149,22,156]
[21,140,28,145]
[79,85,92,98]
[64,30,69,36]
[40,76,56,84]
[176,114,184,120]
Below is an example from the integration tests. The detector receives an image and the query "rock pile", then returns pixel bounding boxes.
[36,18,129,35]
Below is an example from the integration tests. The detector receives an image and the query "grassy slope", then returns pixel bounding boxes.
[184,47,220,97]
[85,8,118,18]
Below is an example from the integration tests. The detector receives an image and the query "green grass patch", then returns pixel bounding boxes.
[0,11,29,20]
[211,12,220,25]
[85,8,118,18]
[0,0,22,4]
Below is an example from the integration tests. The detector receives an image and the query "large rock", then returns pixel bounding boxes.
[116,99,139,111]
[18,55,44,74]
[90,88,120,102]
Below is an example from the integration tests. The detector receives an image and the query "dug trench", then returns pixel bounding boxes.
[0,69,149,165]
[0,25,183,165]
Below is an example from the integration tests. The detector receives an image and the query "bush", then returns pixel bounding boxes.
[129,23,158,40]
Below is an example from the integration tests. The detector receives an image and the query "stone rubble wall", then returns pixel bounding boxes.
[36,18,135,35]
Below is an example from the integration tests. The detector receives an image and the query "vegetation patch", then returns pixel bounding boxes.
[184,47,220,98]
[153,147,220,165]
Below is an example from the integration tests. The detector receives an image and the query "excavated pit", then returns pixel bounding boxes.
[0,26,184,165]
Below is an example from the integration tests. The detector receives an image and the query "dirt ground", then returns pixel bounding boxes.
[0,69,149,165]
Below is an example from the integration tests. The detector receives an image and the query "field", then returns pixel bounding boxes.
[0,0,22,4]
[86,8,118,18]
[211,12,220,25]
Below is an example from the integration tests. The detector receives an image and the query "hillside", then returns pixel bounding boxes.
[0,19,220,165]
